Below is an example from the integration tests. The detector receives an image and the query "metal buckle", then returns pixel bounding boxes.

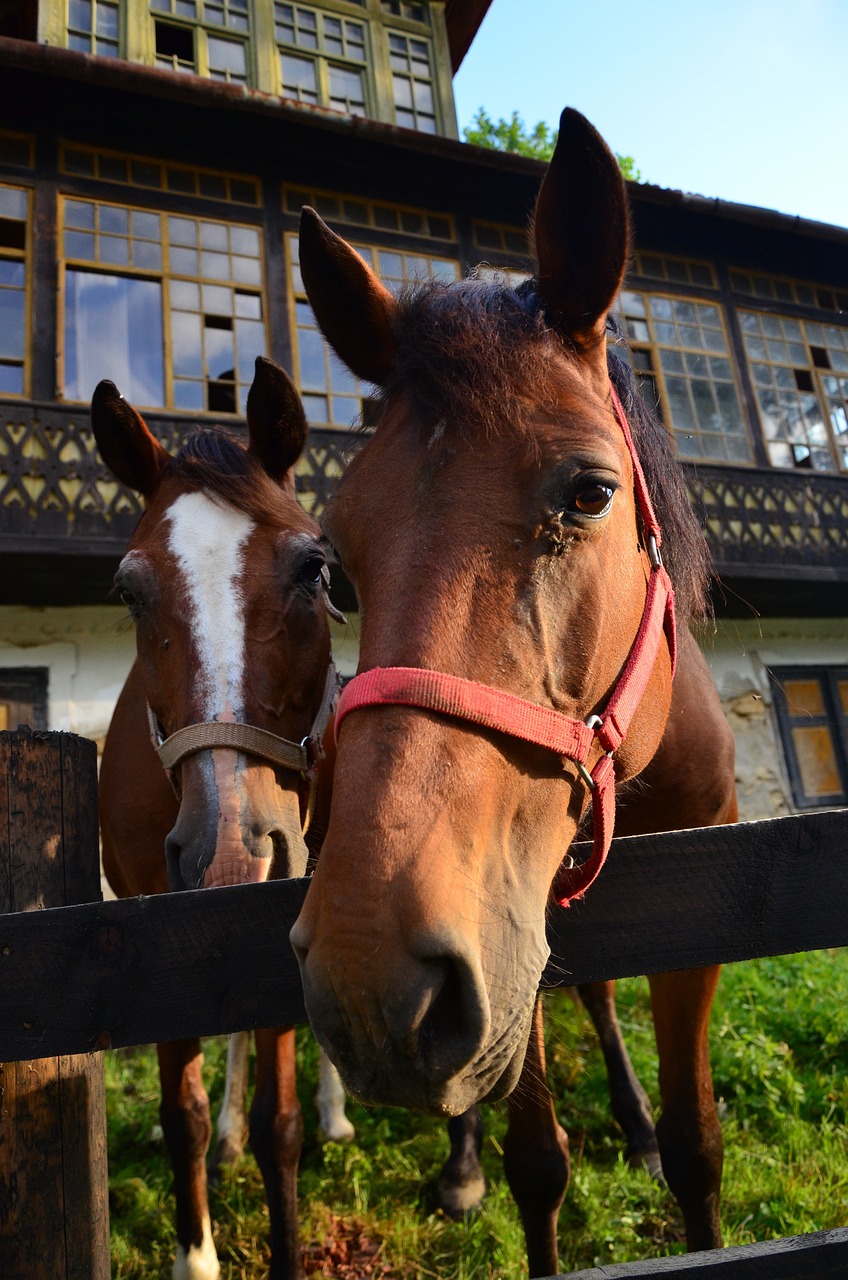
[576,715,605,791]
[648,534,663,570]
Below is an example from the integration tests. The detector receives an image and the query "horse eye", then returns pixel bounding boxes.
[120,587,142,615]
[298,554,325,590]
[569,484,614,517]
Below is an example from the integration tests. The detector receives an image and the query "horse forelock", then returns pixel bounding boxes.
[380,277,712,625]
[166,429,313,533]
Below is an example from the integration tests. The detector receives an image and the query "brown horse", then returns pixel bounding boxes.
[96,357,343,1280]
[290,109,737,1276]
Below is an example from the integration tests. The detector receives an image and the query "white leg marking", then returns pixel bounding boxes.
[172,1213,220,1280]
[215,1031,250,1160]
[315,1049,355,1143]
[165,491,254,722]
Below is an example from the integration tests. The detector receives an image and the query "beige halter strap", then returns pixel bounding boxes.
[146,660,339,776]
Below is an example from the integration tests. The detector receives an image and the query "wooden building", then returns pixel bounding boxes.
[0,0,846,818]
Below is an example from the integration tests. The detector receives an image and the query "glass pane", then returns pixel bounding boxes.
[784,678,825,716]
[205,323,235,379]
[208,36,246,73]
[200,221,228,251]
[64,270,164,405]
[171,309,204,377]
[68,0,92,28]
[298,327,327,390]
[230,225,259,256]
[235,317,264,381]
[65,200,96,230]
[0,291,24,359]
[791,725,843,798]
[174,378,204,410]
[0,363,23,394]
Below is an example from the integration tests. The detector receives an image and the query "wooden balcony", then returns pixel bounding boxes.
[1,402,847,612]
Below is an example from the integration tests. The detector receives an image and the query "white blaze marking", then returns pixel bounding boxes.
[166,491,254,721]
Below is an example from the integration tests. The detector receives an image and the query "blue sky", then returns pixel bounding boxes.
[453,0,848,230]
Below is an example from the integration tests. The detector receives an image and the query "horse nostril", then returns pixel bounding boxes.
[164,832,206,890]
[406,934,491,1081]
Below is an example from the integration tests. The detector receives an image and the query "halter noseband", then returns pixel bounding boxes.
[147,660,339,830]
[334,385,676,907]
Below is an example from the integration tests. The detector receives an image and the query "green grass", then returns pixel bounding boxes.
[106,949,848,1277]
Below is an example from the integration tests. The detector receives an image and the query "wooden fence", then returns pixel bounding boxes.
[1,726,847,1278]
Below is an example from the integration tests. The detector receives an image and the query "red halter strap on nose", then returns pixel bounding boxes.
[335,385,676,906]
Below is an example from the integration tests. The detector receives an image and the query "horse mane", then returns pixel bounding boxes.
[383,278,713,625]
[164,428,309,529]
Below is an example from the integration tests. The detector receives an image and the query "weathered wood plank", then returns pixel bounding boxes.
[555,1226,848,1278]
[0,730,109,1280]
[0,809,844,1062]
[545,808,848,987]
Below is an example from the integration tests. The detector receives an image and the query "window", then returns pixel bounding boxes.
[276,3,368,114]
[284,185,453,240]
[631,252,716,290]
[731,268,848,315]
[286,232,458,428]
[0,184,29,397]
[0,668,48,732]
[61,143,260,205]
[151,0,250,82]
[61,198,266,414]
[381,1,427,20]
[472,221,530,257]
[770,668,848,809]
[740,311,848,472]
[616,290,750,463]
[67,0,120,56]
[387,29,436,132]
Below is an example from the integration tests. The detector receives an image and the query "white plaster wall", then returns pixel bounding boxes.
[0,604,135,748]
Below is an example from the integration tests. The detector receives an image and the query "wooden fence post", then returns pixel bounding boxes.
[0,728,109,1280]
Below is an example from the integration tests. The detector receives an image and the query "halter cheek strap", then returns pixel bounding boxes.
[333,385,676,907]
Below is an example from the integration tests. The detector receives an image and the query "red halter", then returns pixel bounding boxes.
[335,385,677,906]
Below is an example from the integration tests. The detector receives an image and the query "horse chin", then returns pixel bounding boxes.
[318,1015,532,1118]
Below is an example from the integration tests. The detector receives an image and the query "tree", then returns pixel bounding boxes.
[463,108,642,181]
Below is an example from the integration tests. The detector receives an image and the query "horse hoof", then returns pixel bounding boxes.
[430,1173,486,1221]
[318,1115,356,1144]
[627,1148,664,1182]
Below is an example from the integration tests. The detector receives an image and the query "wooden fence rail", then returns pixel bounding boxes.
[2,728,847,1279]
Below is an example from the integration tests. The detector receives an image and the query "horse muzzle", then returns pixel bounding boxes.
[165,751,308,889]
[290,916,529,1114]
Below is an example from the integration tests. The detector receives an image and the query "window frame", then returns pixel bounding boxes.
[284,227,459,430]
[770,666,848,811]
[0,667,48,732]
[738,308,848,475]
[0,181,32,399]
[275,0,371,116]
[615,285,752,465]
[58,192,269,415]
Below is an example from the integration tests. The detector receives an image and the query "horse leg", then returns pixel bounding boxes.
[431,1107,486,1218]
[157,1039,219,1280]
[503,996,570,1280]
[249,1026,304,1280]
[314,1049,355,1143]
[577,980,661,1177]
[649,966,723,1252]
[209,1031,251,1179]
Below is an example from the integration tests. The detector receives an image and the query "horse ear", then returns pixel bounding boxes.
[246,356,308,488]
[533,107,630,352]
[299,206,398,386]
[91,381,170,498]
